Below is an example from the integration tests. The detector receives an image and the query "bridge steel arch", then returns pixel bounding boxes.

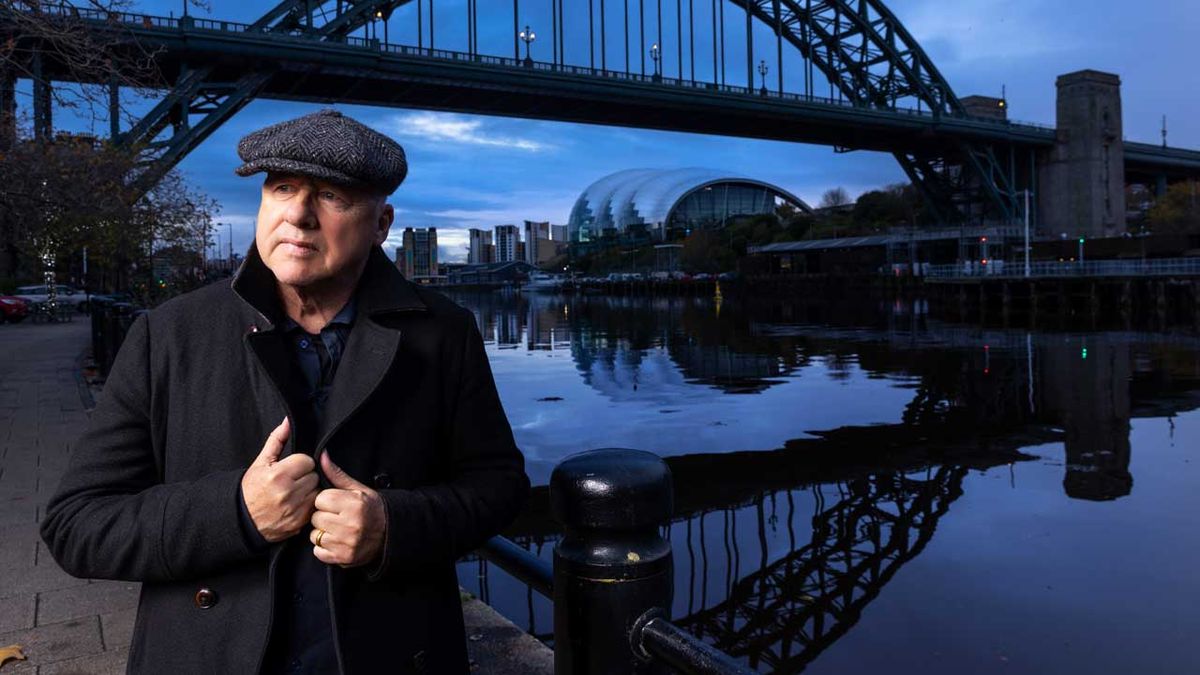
[116,0,416,194]
[4,0,1037,220]
[728,0,1019,222]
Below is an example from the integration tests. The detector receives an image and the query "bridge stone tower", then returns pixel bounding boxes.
[1039,70,1126,238]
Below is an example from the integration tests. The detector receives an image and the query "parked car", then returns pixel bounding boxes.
[13,284,90,313]
[0,295,29,323]
[88,292,135,309]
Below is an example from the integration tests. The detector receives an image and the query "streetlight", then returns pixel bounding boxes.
[1022,189,1032,278]
[757,59,769,96]
[650,43,661,81]
[519,25,536,66]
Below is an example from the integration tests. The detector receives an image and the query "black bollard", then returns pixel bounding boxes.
[90,302,107,375]
[551,448,674,675]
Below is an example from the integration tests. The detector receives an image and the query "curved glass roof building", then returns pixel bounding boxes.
[567,168,811,242]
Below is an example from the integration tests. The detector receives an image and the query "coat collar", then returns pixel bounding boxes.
[231,244,427,328]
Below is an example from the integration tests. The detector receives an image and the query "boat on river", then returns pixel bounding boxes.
[521,272,565,292]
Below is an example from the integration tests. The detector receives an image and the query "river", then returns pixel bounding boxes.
[449,289,1200,674]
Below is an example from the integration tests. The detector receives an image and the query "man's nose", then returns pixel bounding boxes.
[282,195,319,230]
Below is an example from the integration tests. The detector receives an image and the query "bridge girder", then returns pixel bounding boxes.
[676,467,966,672]
[118,0,413,194]
[732,0,1019,221]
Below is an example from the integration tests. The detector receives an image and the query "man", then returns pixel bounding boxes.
[41,109,529,674]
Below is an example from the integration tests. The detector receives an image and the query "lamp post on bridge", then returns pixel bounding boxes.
[650,43,661,81]
[519,25,536,67]
[757,59,769,96]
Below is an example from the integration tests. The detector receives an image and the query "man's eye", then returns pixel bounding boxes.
[273,184,294,194]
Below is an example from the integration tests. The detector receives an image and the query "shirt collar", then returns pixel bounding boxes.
[282,297,357,334]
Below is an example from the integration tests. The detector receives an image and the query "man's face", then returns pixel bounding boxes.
[255,172,394,288]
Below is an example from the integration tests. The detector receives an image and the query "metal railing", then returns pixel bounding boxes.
[89,300,144,376]
[925,257,1200,280]
[480,449,754,674]
[22,3,1056,137]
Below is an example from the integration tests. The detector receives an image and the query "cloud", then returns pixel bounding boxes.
[383,227,472,264]
[385,112,553,152]
[898,0,1080,65]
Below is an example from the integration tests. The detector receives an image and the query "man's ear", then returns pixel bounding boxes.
[374,202,394,246]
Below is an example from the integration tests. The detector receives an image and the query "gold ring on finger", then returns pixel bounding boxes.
[315,529,326,548]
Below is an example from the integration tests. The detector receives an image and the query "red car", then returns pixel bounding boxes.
[0,295,29,323]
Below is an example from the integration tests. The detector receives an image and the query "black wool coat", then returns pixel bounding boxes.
[41,245,530,674]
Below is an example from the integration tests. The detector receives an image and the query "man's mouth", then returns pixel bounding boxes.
[279,238,317,251]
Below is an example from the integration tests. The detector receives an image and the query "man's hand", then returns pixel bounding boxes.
[309,452,387,568]
[241,418,319,543]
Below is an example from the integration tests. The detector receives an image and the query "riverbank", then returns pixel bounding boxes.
[0,320,550,674]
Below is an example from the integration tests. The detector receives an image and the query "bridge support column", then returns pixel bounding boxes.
[1119,281,1133,327]
[32,52,52,142]
[1001,282,1012,327]
[1088,282,1101,324]
[1038,70,1125,238]
[109,78,120,140]
[0,68,14,150]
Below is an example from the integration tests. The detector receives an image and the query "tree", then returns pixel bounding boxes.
[0,123,217,298]
[0,2,216,298]
[681,230,734,274]
[1145,181,1200,235]
[1,1,170,134]
[819,187,851,209]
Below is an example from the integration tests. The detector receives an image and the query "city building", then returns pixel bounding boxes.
[567,168,812,243]
[551,224,568,242]
[495,224,520,263]
[447,261,538,286]
[468,228,495,264]
[524,220,553,267]
[400,227,439,282]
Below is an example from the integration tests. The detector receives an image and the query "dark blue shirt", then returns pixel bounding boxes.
[238,300,355,674]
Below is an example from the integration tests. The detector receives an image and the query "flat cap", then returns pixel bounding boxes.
[235,109,407,194]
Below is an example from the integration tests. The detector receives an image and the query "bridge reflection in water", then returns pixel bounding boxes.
[453,291,1200,672]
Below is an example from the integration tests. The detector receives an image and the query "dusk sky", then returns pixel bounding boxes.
[57,0,1200,261]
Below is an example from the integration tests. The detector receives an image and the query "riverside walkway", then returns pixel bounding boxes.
[0,320,550,674]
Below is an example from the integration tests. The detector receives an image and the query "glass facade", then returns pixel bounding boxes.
[567,168,810,243]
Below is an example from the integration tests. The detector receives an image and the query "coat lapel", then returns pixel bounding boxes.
[245,330,316,457]
[315,316,402,451]
[316,247,429,450]
[232,244,428,456]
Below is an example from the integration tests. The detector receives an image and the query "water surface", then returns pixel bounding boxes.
[451,290,1200,674]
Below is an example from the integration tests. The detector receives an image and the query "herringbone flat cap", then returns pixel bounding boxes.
[235,109,407,194]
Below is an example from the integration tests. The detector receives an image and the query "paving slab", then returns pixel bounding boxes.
[0,593,35,634]
[0,616,103,671]
[35,648,127,675]
[37,583,140,628]
[98,610,135,652]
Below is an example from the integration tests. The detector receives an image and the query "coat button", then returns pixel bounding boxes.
[373,472,392,489]
[194,587,218,609]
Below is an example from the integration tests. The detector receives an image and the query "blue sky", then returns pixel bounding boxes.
[50,0,1200,261]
